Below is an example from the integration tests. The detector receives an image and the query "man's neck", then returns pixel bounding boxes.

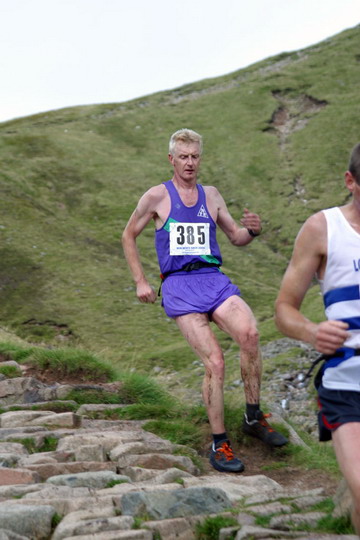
[172,175,197,191]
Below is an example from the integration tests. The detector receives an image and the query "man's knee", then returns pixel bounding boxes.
[239,325,259,350]
[205,353,225,378]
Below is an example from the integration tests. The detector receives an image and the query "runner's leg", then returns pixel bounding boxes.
[212,295,261,404]
[175,312,226,434]
[332,422,360,534]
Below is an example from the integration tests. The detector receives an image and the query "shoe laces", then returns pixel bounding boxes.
[258,413,274,432]
[215,441,234,461]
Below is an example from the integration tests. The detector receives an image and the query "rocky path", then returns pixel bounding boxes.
[0,360,357,539]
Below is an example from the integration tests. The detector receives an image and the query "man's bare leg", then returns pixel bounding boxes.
[175,310,245,473]
[212,295,261,404]
[332,423,360,535]
[212,295,288,447]
[175,312,226,434]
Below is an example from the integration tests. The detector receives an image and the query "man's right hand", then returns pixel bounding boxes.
[136,281,157,304]
[313,320,350,354]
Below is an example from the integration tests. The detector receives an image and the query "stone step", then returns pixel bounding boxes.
[0,373,355,539]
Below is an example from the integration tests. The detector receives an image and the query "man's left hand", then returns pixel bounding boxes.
[240,208,262,235]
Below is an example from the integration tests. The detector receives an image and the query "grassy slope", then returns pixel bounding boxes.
[0,25,359,373]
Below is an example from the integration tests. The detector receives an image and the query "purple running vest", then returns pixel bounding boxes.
[155,180,222,275]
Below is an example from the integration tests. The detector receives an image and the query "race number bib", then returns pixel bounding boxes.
[169,222,211,255]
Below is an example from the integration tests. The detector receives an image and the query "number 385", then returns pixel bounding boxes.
[176,225,205,245]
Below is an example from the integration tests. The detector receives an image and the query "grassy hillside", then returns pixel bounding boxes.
[0,25,359,372]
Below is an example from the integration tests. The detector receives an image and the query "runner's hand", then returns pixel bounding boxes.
[136,281,157,303]
[240,208,261,235]
[313,320,350,354]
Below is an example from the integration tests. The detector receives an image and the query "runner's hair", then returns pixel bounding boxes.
[349,142,360,184]
[169,128,203,156]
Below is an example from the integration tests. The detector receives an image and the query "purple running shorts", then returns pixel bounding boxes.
[317,383,360,441]
[161,268,241,318]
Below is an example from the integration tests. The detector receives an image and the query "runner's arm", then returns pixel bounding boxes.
[275,213,349,354]
[122,189,159,303]
[209,187,262,246]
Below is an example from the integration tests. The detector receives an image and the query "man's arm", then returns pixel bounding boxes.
[122,187,162,304]
[207,187,262,246]
[275,212,349,354]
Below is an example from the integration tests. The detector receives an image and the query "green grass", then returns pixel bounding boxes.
[195,516,238,539]
[0,26,358,370]
[63,389,124,405]
[0,342,117,381]
[144,418,205,450]
[8,436,58,454]
[254,497,355,535]
[0,364,22,378]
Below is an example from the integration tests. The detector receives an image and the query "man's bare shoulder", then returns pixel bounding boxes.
[143,183,167,199]
[202,185,220,195]
[138,183,168,206]
[202,185,223,203]
[295,210,327,255]
[300,210,326,235]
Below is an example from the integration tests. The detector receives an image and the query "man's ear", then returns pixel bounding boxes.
[168,153,174,166]
[345,170,357,192]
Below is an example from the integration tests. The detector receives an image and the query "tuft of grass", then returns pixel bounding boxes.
[0,342,35,362]
[284,437,339,476]
[119,371,176,406]
[143,419,204,450]
[106,479,129,488]
[30,401,78,413]
[8,436,58,454]
[51,514,63,529]
[195,516,238,539]
[255,514,272,527]
[114,403,179,420]
[0,342,117,382]
[63,388,123,405]
[26,347,117,381]
[0,364,22,378]
[315,514,354,535]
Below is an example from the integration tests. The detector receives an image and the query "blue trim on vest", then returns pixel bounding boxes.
[323,285,360,308]
[338,317,360,330]
[325,346,359,370]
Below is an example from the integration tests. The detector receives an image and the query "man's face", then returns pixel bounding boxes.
[168,142,201,182]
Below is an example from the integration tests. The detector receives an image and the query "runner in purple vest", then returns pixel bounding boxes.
[122,128,288,473]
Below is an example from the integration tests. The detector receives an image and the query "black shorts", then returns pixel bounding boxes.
[317,383,360,441]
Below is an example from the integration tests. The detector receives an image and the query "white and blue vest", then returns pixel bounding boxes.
[319,207,360,391]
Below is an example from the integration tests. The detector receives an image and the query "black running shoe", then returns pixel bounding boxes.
[209,440,245,473]
[243,411,288,447]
